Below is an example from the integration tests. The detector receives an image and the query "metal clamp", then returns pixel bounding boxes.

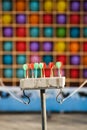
[23,90,31,104]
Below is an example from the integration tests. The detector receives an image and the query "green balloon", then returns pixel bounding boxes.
[56,27,66,37]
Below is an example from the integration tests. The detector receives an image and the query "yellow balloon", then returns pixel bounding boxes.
[44,1,53,12]
[54,42,66,52]
[57,1,66,12]
[2,14,12,24]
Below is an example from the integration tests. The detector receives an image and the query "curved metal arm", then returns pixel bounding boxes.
[56,88,64,104]
[56,80,87,104]
[0,87,31,105]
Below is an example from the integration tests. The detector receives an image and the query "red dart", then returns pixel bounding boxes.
[28,63,34,69]
[43,63,46,69]
[49,62,54,77]
[49,62,54,69]
[43,63,47,77]
[28,63,34,78]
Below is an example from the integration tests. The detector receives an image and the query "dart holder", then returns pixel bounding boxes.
[20,76,65,130]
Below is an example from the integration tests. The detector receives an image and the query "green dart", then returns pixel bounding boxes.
[34,63,39,78]
[39,62,44,77]
[56,62,62,77]
[23,64,28,78]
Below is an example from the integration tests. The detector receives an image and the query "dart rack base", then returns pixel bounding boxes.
[20,76,65,130]
[20,77,65,90]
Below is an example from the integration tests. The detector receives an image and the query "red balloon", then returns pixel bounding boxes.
[16,27,26,37]
[83,42,87,51]
[45,69,50,77]
[70,15,80,24]
[16,42,26,51]
[70,69,79,78]
[43,14,53,24]
[56,55,66,65]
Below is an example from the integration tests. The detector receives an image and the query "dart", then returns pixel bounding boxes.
[49,62,54,77]
[39,62,44,77]
[56,62,62,77]
[23,64,28,78]
[28,63,34,78]
[34,63,39,78]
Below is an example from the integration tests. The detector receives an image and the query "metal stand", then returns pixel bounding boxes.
[40,89,47,130]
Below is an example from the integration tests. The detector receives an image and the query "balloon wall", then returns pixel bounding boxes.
[0,0,87,87]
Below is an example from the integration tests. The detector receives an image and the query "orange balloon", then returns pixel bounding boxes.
[16,0,26,11]
[29,14,39,24]
[70,42,79,52]
[83,56,87,65]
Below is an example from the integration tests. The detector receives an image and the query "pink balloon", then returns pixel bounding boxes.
[30,55,41,63]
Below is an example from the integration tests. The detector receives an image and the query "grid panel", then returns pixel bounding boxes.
[0,0,87,86]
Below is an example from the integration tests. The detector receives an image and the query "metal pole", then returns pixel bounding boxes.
[40,89,47,130]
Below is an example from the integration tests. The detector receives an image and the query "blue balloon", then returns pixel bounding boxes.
[30,27,39,37]
[43,55,53,65]
[2,0,12,11]
[70,27,80,38]
[44,27,53,37]
[16,55,26,64]
[4,68,13,78]
[16,69,24,78]
[83,28,87,37]
[3,55,13,65]
[3,41,13,51]
[30,1,39,11]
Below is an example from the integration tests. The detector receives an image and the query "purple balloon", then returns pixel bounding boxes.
[83,69,87,78]
[84,1,87,11]
[56,14,66,24]
[70,55,80,65]
[70,1,80,11]
[43,42,53,51]
[30,42,39,51]
[16,14,26,24]
[3,27,13,37]
[84,15,87,24]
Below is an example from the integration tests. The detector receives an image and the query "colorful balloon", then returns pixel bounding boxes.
[16,42,26,51]
[3,55,13,65]
[44,1,53,12]
[43,42,53,51]
[54,42,66,52]
[3,27,13,37]
[3,41,13,51]
[70,55,80,65]
[30,42,39,51]
[57,1,66,12]
[30,1,39,11]
[70,1,80,11]
[16,14,26,24]
[4,68,13,78]
[2,14,12,24]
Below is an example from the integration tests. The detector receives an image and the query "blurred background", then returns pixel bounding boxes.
[0,0,87,129]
